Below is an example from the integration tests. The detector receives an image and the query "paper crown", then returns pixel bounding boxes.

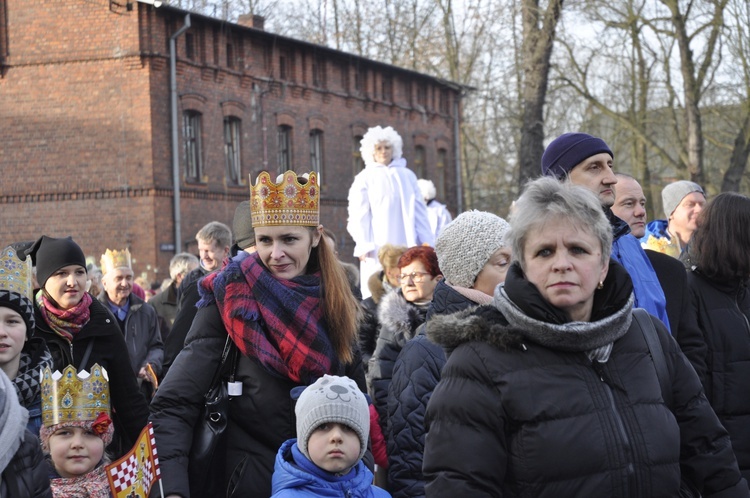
[250,171,320,227]
[0,246,33,300]
[40,363,111,427]
[100,248,132,274]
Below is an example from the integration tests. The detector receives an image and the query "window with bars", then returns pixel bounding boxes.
[312,57,327,88]
[183,111,203,182]
[437,148,447,199]
[310,130,324,177]
[381,75,393,102]
[224,117,242,185]
[278,125,292,170]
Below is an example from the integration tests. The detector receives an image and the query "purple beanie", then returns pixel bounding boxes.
[541,133,613,179]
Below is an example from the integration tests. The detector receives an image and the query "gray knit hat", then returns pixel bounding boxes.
[436,210,511,288]
[295,375,369,462]
[662,181,705,219]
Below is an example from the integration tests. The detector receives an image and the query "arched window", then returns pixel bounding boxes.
[352,135,364,176]
[277,125,292,171]
[224,117,242,185]
[310,129,324,177]
[183,110,203,182]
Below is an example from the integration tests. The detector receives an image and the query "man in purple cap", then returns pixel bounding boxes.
[541,133,707,379]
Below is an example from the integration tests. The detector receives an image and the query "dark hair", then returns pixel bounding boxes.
[689,192,750,281]
[397,246,442,277]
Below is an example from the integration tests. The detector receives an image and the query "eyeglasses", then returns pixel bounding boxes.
[398,271,433,283]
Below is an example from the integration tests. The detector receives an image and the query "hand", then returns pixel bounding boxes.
[138,367,151,382]
[359,251,373,261]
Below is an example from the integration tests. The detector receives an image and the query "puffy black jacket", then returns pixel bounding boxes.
[387,281,477,497]
[423,267,747,497]
[34,298,150,456]
[368,290,428,435]
[0,431,53,498]
[150,302,369,498]
[688,270,750,481]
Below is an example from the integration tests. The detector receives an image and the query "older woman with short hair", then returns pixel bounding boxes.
[423,177,748,497]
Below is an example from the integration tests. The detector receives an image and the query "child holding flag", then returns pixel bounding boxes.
[39,364,114,498]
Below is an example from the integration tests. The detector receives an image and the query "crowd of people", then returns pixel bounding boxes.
[1,125,750,498]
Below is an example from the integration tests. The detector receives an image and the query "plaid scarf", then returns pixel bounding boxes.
[36,290,92,342]
[49,461,110,498]
[199,252,336,385]
[13,347,53,407]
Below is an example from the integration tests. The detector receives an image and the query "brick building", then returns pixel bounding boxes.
[0,0,463,284]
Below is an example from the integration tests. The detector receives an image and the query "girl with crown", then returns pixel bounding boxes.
[40,364,114,498]
[0,245,53,435]
[152,171,367,498]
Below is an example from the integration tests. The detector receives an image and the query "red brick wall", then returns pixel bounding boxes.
[0,0,460,284]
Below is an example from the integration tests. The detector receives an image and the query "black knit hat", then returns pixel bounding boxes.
[541,132,613,179]
[25,236,87,287]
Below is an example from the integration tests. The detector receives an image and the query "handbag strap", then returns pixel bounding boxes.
[633,308,673,408]
[206,336,235,397]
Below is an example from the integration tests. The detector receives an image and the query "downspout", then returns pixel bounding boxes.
[453,91,464,213]
[170,13,191,253]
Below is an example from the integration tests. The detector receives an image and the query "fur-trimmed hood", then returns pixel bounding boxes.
[426,304,524,354]
[377,290,428,345]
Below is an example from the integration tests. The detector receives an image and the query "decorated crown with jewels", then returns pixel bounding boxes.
[40,363,111,427]
[100,248,132,275]
[0,246,33,300]
[250,171,320,227]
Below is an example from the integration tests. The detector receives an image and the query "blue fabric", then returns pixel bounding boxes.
[611,234,671,331]
[641,219,671,245]
[271,439,390,497]
[26,401,42,436]
[106,300,129,321]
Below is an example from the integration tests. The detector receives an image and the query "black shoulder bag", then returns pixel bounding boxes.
[188,336,239,497]
[633,309,701,498]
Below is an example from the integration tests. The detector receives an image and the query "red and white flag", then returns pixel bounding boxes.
[106,422,161,498]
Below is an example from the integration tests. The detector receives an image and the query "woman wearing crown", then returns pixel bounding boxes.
[151,171,367,498]
[26,236,150,458]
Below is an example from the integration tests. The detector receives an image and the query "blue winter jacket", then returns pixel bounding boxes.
[607,210,671,331]
[271,439,390,497]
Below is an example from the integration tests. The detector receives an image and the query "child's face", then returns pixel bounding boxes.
[49,426,105,478]
[307,422,360,474]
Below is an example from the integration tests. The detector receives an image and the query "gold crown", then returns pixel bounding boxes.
[0,246,33,300]
[40,363,111,427]
[100,248,132,274]
[250,171,320,227]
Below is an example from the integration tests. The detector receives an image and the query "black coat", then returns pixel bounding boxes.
[33,298,150,455]
[0,431,53,498]
[367,290,428,434]
[645,248,707,380]
[687,270,750,481]
[423,263,747,497]
[161,267,207,378]
[150,302,369,498]
[387,281,474,497]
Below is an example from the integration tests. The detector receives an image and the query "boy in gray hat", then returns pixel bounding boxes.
[271,375,390,497]
[641,180,706,260]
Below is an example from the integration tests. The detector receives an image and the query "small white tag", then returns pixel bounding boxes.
[228,381,243,396]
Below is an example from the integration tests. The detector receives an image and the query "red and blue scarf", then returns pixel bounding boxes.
[199,252,336,385]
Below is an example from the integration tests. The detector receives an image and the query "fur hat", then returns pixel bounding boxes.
[232,200,255,250]
[436,210,510,288]
[295,375,369,462]
[417,179,437,202]
[662,180,705,218]
[25,236,87,287]
[542,132,613,179]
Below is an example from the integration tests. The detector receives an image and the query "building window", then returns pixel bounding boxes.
[416,83,427,107]
[280,48,295,81]
[310,130,324,176]
[312,57,327,88]
[278,125,292,170]
[439,89,450,114]
[226,42,235,69]
[436,148,447,199]
[340,63,350,92]
[381,75,393,102]
[355,66,367,95]
[185,33,195,60]
[212,26,220,65]
[414,145,426,178]
[224,117,242,185]
[352,135,364,176]
[183,111,203,182]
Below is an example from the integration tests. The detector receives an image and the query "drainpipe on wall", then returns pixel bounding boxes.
[453,92,464,213]
[170,13,191,253]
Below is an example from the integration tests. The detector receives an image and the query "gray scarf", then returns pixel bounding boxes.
[493,288,634,362]
[0,369,29,474]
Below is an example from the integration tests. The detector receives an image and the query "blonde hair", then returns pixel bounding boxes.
[377,244,408,269]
